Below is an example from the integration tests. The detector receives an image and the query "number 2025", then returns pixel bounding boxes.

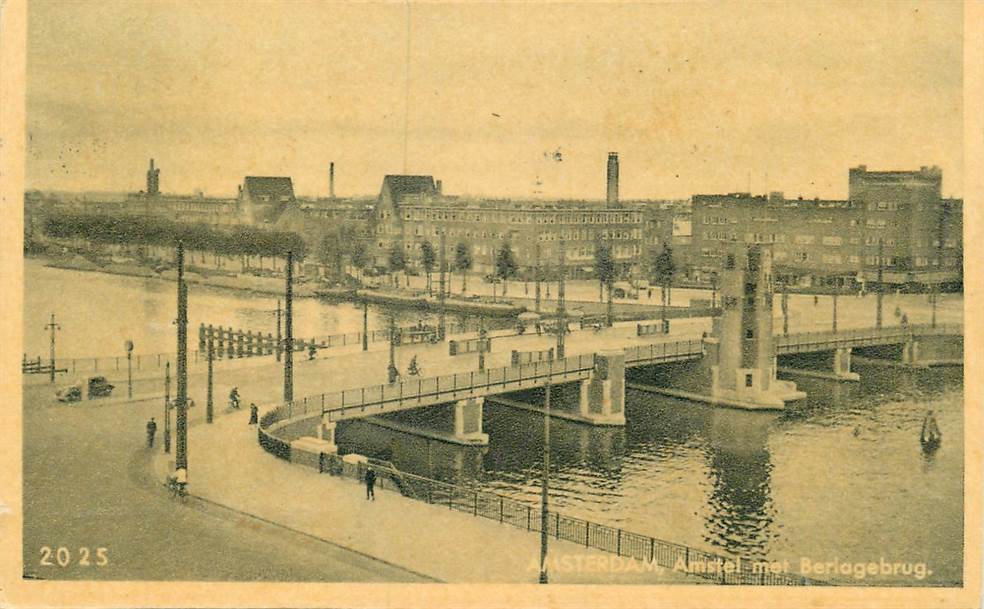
[39,547,108,567]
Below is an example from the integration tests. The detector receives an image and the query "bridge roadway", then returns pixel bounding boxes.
[270,322,961,424]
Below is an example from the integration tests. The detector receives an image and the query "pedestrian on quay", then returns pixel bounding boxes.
[146,417,157,448]
[249,403,258,425]
[365,467,376,501]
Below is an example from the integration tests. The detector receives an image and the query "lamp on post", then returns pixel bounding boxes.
[387,314,399,383]
[163,361,171,453]
[125,340,134,399]
[539,377,552,584]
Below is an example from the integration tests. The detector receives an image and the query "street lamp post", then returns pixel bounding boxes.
[206,335,214,424]
[478,315,487,372]
[175,242,189,473]
[284,251,294,403]
[556,242,566,360]
[125,340,134,398]
[539,379,551,584]
[362,299,369,351]
[388,314,399,383]
[439,231,447,340]
[876,238,884,329]
[44,313,60,384]
[163,361,171,453]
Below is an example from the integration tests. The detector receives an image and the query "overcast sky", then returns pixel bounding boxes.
[26,1,963,199]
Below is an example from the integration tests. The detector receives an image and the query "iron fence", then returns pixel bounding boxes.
[309,448,821,586]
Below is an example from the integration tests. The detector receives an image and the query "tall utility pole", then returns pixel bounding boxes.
[284,251,294,402]
[362,299,369,351]
[876,239,884,329]
[534,243,542,313]
[832,279,839,334]
[539,379,552,584]
[275,299,282,362]
[175,242,189,472]
[44,313,60,384]
[206,335,214,424]
[556,242,566,359]
[439,231,447,340]
[164,362,171,453]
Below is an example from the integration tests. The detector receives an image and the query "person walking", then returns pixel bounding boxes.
[365,467,376,501]
[249,403,259,425]
[146,417,157,448]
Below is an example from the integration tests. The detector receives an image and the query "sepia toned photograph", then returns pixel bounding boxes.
[2,0,981,607]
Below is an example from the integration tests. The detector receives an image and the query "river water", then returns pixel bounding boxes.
[23,259,964,586]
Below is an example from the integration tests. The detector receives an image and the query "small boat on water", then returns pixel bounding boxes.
[920,411,942,452]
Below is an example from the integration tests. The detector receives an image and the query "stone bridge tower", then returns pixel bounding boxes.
[703,244,805,409]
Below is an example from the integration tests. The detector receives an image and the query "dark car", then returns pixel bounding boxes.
[87,376,114,399]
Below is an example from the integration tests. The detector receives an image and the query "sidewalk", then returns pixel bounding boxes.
[153,405,705,584]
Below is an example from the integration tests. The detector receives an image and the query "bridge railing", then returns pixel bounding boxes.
[256,354,599,423]
[777,323,963,351]
[624,339,703,364]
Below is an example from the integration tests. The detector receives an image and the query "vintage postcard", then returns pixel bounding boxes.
[1,0,981,607]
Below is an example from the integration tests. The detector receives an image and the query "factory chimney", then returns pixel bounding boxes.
[329,162,335,199]
[146,158,160,197]
[606,152,619,207]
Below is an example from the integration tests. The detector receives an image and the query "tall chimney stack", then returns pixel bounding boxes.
[606,152,619,207]
[329,162,335,199]
[146,158,160,197]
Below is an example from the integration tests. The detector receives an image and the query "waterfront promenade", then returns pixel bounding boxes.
[152,404,703,583]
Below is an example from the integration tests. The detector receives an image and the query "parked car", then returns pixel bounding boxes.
[56,376,114,402]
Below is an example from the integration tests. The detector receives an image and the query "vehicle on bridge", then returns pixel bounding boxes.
[55,376,115,402]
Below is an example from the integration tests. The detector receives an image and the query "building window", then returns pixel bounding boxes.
[745,374,753,388]
[745,329,754,339]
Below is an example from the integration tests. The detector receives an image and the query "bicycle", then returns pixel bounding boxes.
[166,475,188,502]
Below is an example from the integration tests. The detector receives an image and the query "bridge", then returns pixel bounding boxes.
[263,245,962,454]
[268,321,961,454]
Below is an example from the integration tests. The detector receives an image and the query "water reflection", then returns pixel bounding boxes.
[702,408,777,560]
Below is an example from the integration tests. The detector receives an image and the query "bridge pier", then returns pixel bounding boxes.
[901,335,963,367]
[833,348,861,381]
[577,350,626,426]
[453,397,489,445]
[318,416,339,454]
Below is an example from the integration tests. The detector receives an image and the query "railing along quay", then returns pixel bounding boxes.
[256,405,822,585]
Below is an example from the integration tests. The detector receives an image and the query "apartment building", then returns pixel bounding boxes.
[691,167,962,290]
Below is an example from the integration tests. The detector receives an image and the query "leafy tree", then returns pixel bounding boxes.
[454,242,473,293]
[349,238,370,278]
[318,229,346,279]
[388,243,406,287]
[651,244,676,324]
[420,241,436,294]
[495,242,518,295]
[594,236,616,325]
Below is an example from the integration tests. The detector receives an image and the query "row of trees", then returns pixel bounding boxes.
[316,222,370,281]
[385,241,478,293]
[42,212,308,260]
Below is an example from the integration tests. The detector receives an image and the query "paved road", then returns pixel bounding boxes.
[22,383,429,582]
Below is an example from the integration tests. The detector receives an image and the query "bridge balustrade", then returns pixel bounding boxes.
[313,353,597,422]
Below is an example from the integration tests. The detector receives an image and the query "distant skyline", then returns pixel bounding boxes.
[26,1,963,199]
